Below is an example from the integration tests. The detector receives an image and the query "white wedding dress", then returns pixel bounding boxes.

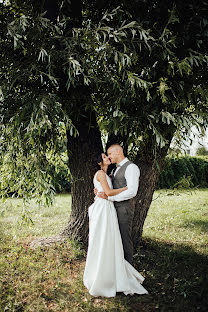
[83,172,148,297]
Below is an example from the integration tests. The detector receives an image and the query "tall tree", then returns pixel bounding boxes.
[0,0,208,249]
[0,0,148,245]
[84,0,208,247]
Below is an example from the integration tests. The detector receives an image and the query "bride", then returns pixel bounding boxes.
[83,153,148,297]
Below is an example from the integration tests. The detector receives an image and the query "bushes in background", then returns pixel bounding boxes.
[157,156,208,189]
[1,155,207,193]
[53,163,71,193]
[55,155,208,192]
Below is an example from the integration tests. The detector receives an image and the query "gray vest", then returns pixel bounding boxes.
[112,160,132,209]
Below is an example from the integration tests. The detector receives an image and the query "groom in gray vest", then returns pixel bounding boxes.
[97,144,140,265]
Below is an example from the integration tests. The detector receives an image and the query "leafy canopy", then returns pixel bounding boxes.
[0,1,155,201]
[0,0,208,202]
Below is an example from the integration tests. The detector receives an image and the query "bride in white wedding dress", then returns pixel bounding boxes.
[83,153,148,297]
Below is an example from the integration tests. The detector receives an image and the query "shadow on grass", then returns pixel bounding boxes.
[1,227,207,312]
[182,219,208,232]
[113,238,208,312]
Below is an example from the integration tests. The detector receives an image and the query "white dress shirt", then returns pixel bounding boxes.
[108,158,140,202]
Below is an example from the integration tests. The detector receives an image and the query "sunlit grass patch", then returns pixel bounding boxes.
[1,194,71,240]
[0,189,208,311]
[143,189,208,255]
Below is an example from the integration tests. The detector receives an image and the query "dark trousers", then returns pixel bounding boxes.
[115,205,134,264]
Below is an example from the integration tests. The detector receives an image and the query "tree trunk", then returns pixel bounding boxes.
[62,110,103,248]
[131,159,160,250]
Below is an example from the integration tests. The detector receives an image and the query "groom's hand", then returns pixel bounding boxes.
[97,192,108,200]
[94,188,98,195]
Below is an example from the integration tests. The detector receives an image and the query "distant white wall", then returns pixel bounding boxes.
[171,126,208,156]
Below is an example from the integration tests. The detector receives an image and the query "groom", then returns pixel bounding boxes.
[96,144,140,264]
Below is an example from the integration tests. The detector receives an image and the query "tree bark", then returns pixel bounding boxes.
[62,109,103,248]
[131,159,161,250]
[131,140,171,250]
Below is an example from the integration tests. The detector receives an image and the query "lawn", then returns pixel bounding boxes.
[0,190,207,311]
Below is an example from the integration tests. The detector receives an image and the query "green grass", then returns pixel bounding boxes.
[144,189,208,255]
[1,195,71,240]
[0,190,208,311]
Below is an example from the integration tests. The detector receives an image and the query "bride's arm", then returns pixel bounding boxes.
[97,170,127,196]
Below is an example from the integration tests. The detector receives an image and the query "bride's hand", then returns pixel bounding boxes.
[97,192,108,200]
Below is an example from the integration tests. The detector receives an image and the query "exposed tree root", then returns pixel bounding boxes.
[29,234,67,249]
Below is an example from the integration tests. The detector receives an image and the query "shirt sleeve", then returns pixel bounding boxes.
[108,164,140,202]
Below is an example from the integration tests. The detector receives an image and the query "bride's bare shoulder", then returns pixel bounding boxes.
[96,170,106,181]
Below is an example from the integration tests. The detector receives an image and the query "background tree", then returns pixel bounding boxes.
[0,0,208,249]
[196,146,208,156]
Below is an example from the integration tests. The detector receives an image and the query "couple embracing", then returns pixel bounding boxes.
[83,144,148,297]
